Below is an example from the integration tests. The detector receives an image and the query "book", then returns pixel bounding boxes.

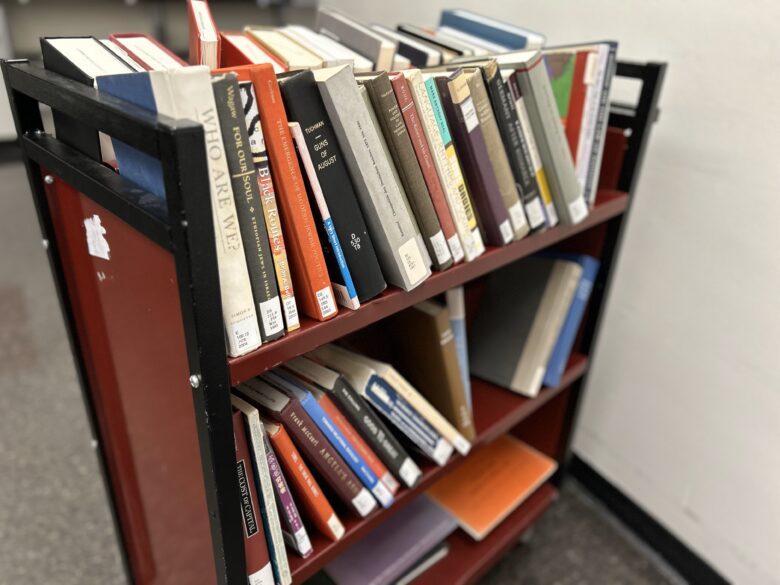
[249,64,337,322]
[325,495,457,585]
[231,410,275,585]
[284,355,421,489]
[230,397,292,585]
[370,24,442,68]
[100,39,146,72]
[427,435,557,540]
[149,67,261,356]
[387,300,475,440]
[462,68,530,239]
[264,370,394,508]
[290,121,360,310]
[244,27,323,70]
[469,255,583,396]
[314,65,431,292]
[543,253,599,387]
[445,286,471,413]
[397,24,475,58]
[403,69,484,262]
[237,378,377,518]
[358,72,453,271]
[261,416,345,542]
[434,71,513,246]
[389,72,463,264]
[108,33,186,70]
[393,53,412,70]
[187,0,219,68]
[277,70,387,303]
[309,344,454,466]
[41,36,133,162]
[544,51,576,126]
[476,60,547,230]
[316,7,395,71]
[558,50,588,158]
[280,25,374,72]
[436,25,509,54]
[438,9,546,49]
[220,32,287,73]
[212,74,284,342]
[396,543,449,585]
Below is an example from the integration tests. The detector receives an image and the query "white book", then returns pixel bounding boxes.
[393,53,411,70]
[437,25,510,54]
[316,7,395,71]
[149,67,262,356]
[245,27,323,70]
[111,35,185,71]
[100,39,145,72]
[281,25,374,72]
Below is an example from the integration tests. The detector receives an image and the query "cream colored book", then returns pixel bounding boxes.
[245,27,322,70]
[280,25,374,72]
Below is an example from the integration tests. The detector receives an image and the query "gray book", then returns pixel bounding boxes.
[314,65,431,292]
[468,256,582,397]
[315,7,396,71]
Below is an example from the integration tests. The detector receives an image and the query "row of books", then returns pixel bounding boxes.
[35,2,616,360]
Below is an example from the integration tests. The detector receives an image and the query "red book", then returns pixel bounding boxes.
[232,411,274,585]
[108,33,186,71]
[564,51,589,162]
[390,72,464,264]
[187,0,220,67]
[220,31,287,73]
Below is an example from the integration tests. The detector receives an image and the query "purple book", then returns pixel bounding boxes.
[264,436,313,558]
[325,495,457,585]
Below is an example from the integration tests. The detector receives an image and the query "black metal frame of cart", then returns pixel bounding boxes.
[1,58,665,585]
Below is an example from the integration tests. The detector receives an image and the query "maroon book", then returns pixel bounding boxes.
[232,411,274,584]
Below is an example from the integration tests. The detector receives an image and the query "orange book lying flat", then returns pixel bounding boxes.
[262,416,345,542]
[426,435,557,540]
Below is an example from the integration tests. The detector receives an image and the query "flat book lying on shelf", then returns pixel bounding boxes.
[219,31,286,72]
[426,435,557,540]
[108,33,186,71]
[315,7,395,71]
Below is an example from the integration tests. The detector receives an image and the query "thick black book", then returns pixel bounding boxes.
[277,70,387,303]
[40,36,134,161]
[212,74,284,341]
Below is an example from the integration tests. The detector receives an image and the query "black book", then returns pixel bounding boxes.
[212,74,284,341]
[277,70,387,303]
[479,60,547,232]
[40,37,134,161]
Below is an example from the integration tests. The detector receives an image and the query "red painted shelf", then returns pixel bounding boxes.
[229,191,626,385]
[288,353,588,583]
[409,483,559,585]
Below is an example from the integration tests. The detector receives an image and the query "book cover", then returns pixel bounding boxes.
[359,72,453,272]
[544,51,576,125]
[427,435,557,540]
[438,9,546,50]
[561,51,589,163]
[315,7,395,71]
[220,32,287,72]
[149,67,262,357]
[278,70,387,303]
[285,355,421,489]
[314,65,431,292]
[325,495,457,585]
[445,286,472,413]
[213,74,284,342]
[231,410,275,585]
[108,33,186,71]
[468,255,583,397]
[101,39,146,72]
[187,0,220,68]
[244,27,323,70]
[397,24,475,57]
[262,416,345,542]
[371,24,442,68]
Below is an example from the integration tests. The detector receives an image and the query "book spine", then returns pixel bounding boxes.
[584,44,617,205]
[251,65,337,321]
[280,402,376,517]
[365,377,453,466]
[298,393,393,507]
[232,412,275,585]
[465,70,529,240]
[267,425,345,542]
[390,73,464,264]
[264,435,313,557]
[422,75,486,258]
[482,63,547,231]
[214,76,284,342]
[240,83,300,331]
[329,379,422,488]
[278,71,387,302]
[361,74,453,272]
[289,121,360,310]
[445,286,472,413]
[438,74,513,247]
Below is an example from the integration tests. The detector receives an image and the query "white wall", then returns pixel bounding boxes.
[324,1,780,584]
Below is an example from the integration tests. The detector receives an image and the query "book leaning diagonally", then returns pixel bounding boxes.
[149,67,261,357]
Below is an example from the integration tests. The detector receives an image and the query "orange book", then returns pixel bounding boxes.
[220,31,287,72]
[426,435,557,540]
[261,416,345,542]
[318,394,400,496]
[187,0,220,67]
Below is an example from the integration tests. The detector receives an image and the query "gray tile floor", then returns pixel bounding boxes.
[0,159,684,585]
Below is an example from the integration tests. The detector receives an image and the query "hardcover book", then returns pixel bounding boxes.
[438,9,546,49]
[315,7,396,71]
[220,32,286,72]
[244,27,322,70]
[278,70,387,303]
[101,39,145,72]
[108,33,186,71]
[370,24,442,68]
[187,0,220,68]
[281,25,374,72]
[397,24,475,58]
[445,286,472,412]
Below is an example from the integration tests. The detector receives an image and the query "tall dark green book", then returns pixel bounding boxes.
[212,73,284,341]
[277,70,387,303]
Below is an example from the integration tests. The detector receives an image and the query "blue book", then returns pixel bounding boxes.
[446,287,472,413]
[95,72,165,200]
[543,253,600,387]
[439,9,546,50]
[263,370,393,508]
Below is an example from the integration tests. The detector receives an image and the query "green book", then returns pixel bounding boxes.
[544,51,576,120]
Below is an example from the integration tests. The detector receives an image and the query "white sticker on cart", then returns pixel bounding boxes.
[84,214,110,260]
